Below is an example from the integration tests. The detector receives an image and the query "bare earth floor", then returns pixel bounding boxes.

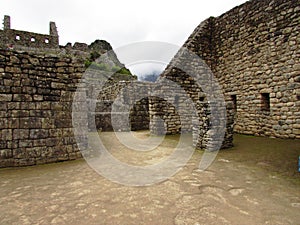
[0,132,300,225]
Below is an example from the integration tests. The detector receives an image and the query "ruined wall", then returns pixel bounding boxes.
[0,16,59,49]
[89,80,152,131]
[149,19,211,134]
[149,74,199,135]
[0,29,59,49]
[0,16,140,167]
[150,66,235,149]
[0,49,85,167]
[159,0,300,139]
[1,0,298,169]
[150,18,235,149]
[212,0,300,138]
[192,101,234,150]
[0,47,141,167]
[0,16,146,167]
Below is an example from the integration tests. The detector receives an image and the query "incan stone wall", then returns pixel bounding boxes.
[192,101,235,150]
[150,54,235,149]
[0,49,85,167]
[158,0,300,139]
[149,75,199,135]
[212,0,300,138]
[0,15,139,167]
[0,16,59,49]
[89,80,152,131]
[0,47,139,167]
[0,16,146,167]
[149,17,235,149]
[1,0,298,168]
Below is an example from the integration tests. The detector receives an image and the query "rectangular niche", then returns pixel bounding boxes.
[231,95,237,111]
[261,93,270,112]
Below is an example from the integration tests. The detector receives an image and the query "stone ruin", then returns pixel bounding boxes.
[0,15,59,49]
[0,0,299,167]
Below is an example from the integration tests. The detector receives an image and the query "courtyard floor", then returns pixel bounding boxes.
[0,132,300,225]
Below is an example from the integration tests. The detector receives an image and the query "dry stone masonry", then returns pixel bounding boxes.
[0,16,137,167]
[0,0,299,167]
[0,15,59,49]
[0,49,85,167]
[86,77,150,132]
[154,0,299,139]
[190,0,299,138]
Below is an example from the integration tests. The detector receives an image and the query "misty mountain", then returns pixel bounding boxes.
[140,71,161,82]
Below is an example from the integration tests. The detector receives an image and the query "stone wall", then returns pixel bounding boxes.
[1,0,298,169]
[149,59,235,149]
[89,80,152,131]
[0,16,59,49]
[159,0,300,139]
[213,0,300,138]
[192,101,234,150]
[0,46,140,167]
[149,76,197,135]
[149,18,235,149]
[0,49,85,167]
[0,14,140,167]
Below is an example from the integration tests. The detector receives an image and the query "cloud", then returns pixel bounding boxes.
[0,0,248,46]
[128,62,166,78]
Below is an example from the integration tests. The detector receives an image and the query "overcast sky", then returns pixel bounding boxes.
[0,0,248,76]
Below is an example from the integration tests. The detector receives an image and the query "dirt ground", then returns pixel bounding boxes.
[0,132,300,225]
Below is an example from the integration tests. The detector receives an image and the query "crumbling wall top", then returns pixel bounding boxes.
[49,21,58,36]
[3,15,10,30]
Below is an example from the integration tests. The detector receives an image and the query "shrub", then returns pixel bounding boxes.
[117,67,131,75]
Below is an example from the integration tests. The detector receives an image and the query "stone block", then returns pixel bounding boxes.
[0,94,12,101]
[29,129,49,139]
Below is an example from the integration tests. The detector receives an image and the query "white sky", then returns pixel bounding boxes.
[0,0,248,76]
